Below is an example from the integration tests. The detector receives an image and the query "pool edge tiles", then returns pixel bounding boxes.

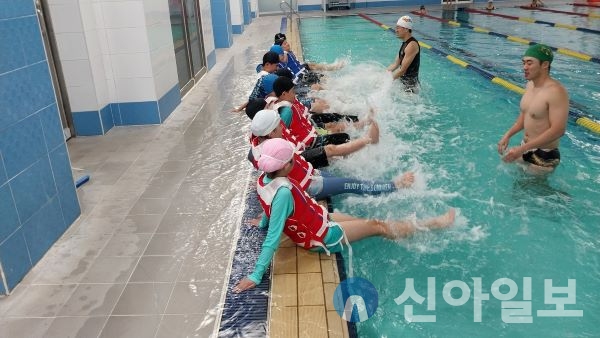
[268,237,350,338]
[279,17,350,338]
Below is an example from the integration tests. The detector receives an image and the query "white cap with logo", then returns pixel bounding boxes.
[396,15,413,30]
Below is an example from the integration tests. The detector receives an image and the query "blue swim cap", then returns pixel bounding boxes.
[270,45,284,55]
[262,74,279,94]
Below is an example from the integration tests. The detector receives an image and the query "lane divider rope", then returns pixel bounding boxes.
[464,8,600,35]
[518,5,600,18]
[356,13,600,135]
[415,12,600,63]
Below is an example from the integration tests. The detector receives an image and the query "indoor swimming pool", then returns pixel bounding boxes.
[299,8,599,337]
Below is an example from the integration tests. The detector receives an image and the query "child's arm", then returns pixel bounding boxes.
[233,187,294,292]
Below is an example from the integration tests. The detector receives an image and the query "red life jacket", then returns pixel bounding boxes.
[256,174,329,249]
[289,99,317,148]
[249,136,314,190]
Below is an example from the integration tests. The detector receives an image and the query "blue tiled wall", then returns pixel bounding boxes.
[72,110,104,136]
[119,101,161,125]
[158,84,181,123]
[0,2,80,294]
[110,103,122,126]
[232,24,243,34]
[100,104,114,133]
[207,50,217,70]
[211,0,233,48]
[71,85,181,136]
[242,0,251,25]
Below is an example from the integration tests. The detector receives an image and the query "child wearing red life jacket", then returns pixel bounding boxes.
[249,109,415,200]
[233,138,456,293]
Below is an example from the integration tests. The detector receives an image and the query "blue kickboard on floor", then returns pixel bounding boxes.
[219,182,270,337]
[75,175,90,188]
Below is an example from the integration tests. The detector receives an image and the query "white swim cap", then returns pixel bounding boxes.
[251,109,280,136]
[396,15,413,30]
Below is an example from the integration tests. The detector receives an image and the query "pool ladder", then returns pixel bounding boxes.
[280,0,299,33]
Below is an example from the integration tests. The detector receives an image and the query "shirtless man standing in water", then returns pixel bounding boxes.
[497,44,569,173]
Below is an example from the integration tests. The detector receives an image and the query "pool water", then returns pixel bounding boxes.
[300,12,600,337]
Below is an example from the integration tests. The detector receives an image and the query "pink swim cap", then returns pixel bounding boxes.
[257,138,294,173]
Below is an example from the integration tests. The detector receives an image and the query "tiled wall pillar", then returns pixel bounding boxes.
[200,0,217,69]
[47,0,107,136]
[242,0,251,24]
[145,0,181,122]
[47,0,181,136]
[210,0,233,48]
[0,1,81,294]
[250,0,258,18]
[230,0,245,34]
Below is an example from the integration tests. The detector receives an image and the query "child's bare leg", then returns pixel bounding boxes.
[394,172,415,189]
[324,121,349,133]
[367,120,379,144]
[385,209,455,238]
[310,99,329,113]
[338,209,455,243]
[324,121,379,157]
[338,219,389,242]
[311,83,324,91]
[325,117,371,133]
[330,212,362,222]
[324,138,368,157]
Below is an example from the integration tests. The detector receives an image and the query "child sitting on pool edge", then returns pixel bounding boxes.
[232,138,456,293]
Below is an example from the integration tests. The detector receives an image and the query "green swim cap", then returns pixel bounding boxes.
[523,44,553,63]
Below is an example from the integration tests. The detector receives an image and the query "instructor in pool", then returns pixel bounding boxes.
[387,15,421,92]
[498,44,569,173]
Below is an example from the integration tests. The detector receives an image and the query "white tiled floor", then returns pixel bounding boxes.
[0,15,282,338]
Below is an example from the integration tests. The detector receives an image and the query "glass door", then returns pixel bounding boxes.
[169,0,207,95]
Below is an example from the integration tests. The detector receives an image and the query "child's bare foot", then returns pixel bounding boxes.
[367,120,379,144]
[394,172,415,188]
[421,209,456,229]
